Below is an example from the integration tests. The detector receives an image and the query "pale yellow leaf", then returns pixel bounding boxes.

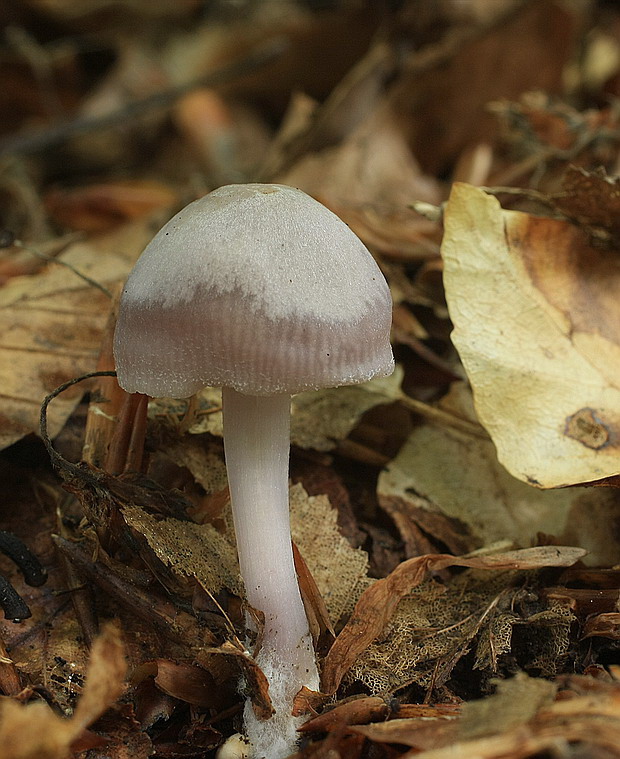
[441,183,620,487]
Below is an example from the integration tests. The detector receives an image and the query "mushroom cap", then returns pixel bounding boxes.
[114,183,394,397]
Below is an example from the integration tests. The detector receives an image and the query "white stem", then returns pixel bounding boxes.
[222,387,319,759]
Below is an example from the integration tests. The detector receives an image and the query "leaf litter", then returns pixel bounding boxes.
[2,1,620,758]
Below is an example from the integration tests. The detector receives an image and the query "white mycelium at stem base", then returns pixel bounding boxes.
[223,388,319,758]
[113,183,394,759]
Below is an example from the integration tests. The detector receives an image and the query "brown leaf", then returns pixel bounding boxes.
[321,547,585,694]
[554,166,620,239]
[206,641,273,721]
[299,696,389,733]
[278,102,442,259]
[582,613,620,640]
[292,541,335,655]
[391,0,577,175]
[45,181,178,233]
[0,622,126,759]
[153,659,220,708]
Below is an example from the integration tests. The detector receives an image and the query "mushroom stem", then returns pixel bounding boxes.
[222,387,319,759]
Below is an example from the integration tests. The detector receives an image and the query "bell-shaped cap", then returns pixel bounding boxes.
[114,183,394,397]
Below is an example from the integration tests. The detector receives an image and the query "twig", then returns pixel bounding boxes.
[13,239,113,298]
[0,531,47,587]
[40,370,117,483]
[0,38,289,157]
[398,393,489,440]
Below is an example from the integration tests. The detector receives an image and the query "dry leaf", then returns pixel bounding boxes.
[351,673,555,749]
[299,696,389,733]
[554,165,620,238]
[0,622,126,759]
[290,368,403,452]
[391,0,577,175]
[322,546,585,695]
[181,369,403,452]
[45,180,178,233]
[278,102,442,258]
[378,383,620,566]
[0,219,157,450]
[290,483,370,627]
[121,504,242,597]
[348,573,573,695]
[441,183,620,487]
[458,673,557,740]
[152,659,220,708]
[398,674,620,758]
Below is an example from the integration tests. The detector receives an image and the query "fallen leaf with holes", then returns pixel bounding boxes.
[0,622,126,759]
[346,569,574,696]
[378,383,620,566]
[441,183,620,488]
[290,483,371,626]
[0,219,158,451]
[321,545,585,695]
[122,482,370,630]
[121,504,242,597]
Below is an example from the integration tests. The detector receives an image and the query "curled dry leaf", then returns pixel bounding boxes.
[205,641,274,721]
[321,546,585,695]
[152,659,220,708]
[441,183,620,488]
[0,622,126,759]
[298,696,389,733]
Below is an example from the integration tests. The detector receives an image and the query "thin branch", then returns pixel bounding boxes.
[0,38,288,157]
[14,239,112,298]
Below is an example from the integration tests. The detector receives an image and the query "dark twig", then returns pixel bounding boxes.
[0,38,288,157]
[13,239,112,298]
[0,531,47,587]
[40,370,117,484]
[0,575,31,622]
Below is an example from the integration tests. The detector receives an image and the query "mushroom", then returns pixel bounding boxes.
[113,183,394,758]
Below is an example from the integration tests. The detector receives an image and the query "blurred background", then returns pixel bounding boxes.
[2,0,619,246]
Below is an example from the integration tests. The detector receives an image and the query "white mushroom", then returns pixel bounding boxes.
[113,183,394,759]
